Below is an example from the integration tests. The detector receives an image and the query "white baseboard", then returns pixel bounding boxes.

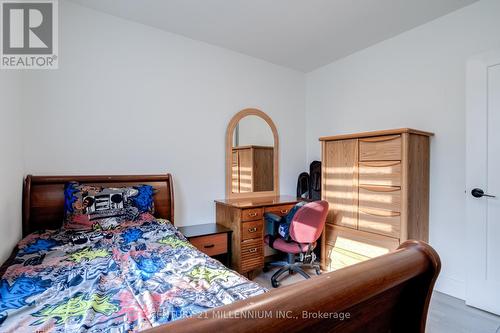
[434,274,466,300]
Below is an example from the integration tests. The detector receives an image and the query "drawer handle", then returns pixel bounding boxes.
[248,212,258,217]
[280,209,289,214]
[359,185,400,192]
[248,227,258,233]
[359,135,400,143]
[360,208,400,218]
[203,244,215,249]
[359,161,400,167]
[248,248,257,253]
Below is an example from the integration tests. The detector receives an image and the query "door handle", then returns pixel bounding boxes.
[471,188,496,198]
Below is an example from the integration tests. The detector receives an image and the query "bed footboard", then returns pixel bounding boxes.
[147,240,440,333]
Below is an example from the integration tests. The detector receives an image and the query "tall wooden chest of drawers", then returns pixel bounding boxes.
[215,196,299,274]
[319,128,433,271]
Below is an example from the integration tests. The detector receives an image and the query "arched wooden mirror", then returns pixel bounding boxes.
[226,108,279,199]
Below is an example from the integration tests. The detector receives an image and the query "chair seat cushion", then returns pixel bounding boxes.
[265,235,309,254]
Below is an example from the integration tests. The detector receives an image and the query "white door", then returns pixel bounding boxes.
[466,49,500,315]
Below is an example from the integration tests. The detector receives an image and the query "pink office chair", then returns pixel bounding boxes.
[264,200,329,287]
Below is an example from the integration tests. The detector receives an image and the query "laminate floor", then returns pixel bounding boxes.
[253,267,500,333]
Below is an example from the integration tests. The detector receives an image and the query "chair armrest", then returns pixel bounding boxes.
[264,213,283,236]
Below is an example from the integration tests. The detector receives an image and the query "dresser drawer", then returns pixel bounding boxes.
[358,161,401,187]
[324,224,399,260]
[240,239,264,272]
[358,208,401,238]
[241,256,264,273]
[241,239,263,260]
[189,233,227,256]
[241,220,263,240]
[264,204,295,217]
[241,208,263,221]
[358,185,401,213]
[359,135,401,161]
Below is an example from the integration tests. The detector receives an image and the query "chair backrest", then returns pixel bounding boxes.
[289,200,329,244]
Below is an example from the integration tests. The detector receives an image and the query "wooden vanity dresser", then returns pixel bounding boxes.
[215,196,300,274]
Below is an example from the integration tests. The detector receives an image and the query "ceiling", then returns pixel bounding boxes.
[69,0,478,72]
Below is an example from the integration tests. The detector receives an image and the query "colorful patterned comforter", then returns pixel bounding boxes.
[0,214,266,332]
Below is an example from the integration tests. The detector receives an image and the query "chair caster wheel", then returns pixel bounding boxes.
[315,268,321,275]
[289,269,295,275]
[271,279,280,288]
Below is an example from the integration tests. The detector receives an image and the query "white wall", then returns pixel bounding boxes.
[236,115,274,146]
[306,0,500,299]
[21,2,306,231]
[0,71,24,263]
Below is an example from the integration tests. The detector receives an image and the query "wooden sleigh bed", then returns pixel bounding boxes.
[8,173,440,333]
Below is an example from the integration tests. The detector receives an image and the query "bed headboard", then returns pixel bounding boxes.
[22,173,174,236]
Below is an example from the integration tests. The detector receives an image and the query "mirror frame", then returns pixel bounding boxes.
[225,108,279,199]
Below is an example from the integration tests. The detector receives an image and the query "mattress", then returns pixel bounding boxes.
[0,214,266,332]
